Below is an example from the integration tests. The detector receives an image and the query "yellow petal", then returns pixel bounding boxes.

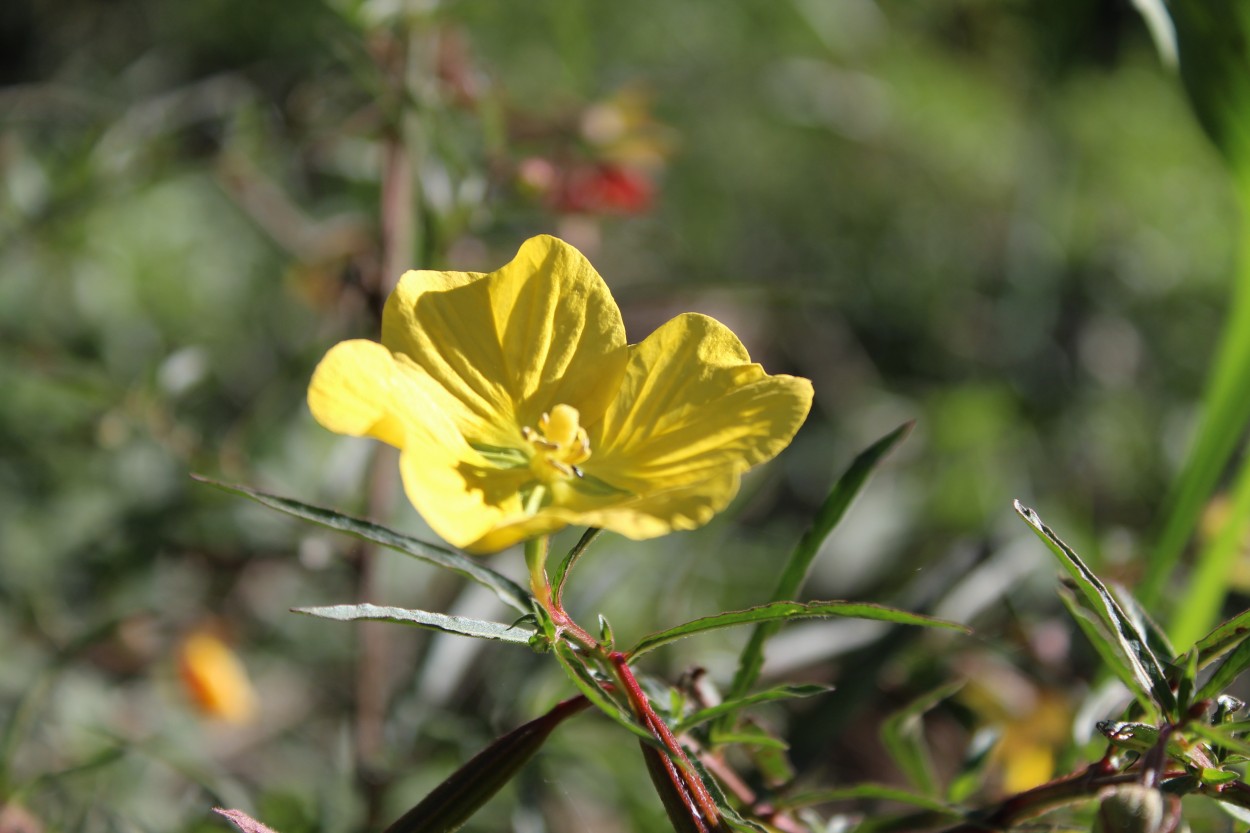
[380,236,629,443]
[307,339,409,447]
[582,313,813,539]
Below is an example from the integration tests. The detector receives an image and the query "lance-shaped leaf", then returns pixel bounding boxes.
[1197,636,1250,702]
[382,696,590,833]
[293,604,535,645]
[1194,608,1250,667]
[689,756,768,833]
[629,600,965,660]
[1015,502,1177,718]
[881,681,963,797]
[1057,585,1158,716]
[727,423,912,701]
[195,478,531,613]
[672,684,832,734]
[776,783,963,818]
[553,528,601,605]
[639,740,722,833]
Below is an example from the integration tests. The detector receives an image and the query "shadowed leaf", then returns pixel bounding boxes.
[881,681,963,796]
[381,697,590,833]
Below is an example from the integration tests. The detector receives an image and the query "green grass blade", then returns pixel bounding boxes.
[629,600,966,660]
[1143,218,1250,617]
[293,604,535,645]
[195,477,532,613]
[726,423,912,702]
[1015,501,1177,717]
[1170,448,1250,649]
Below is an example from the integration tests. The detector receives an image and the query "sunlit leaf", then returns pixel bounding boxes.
[1057,586,1157,716]
[727,423,912,701]
[1015,502,1176,717]
[630,600,965,659]
[553,527,601,604]
[195,478,532,613]
[1194,608,1250,667]
[1198,636,1250,702]
[293,604,535,645]
[1112,582,1175,664]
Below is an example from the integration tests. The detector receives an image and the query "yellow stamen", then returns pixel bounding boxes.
[525,404,591,481]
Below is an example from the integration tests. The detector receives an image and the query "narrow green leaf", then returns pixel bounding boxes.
[689,756,769,833]
[707,728,790,751]
[382,696,590,833]
[880,681,963,797]
[777,783,962,817]
[1197,636,1250,702]
[1194,608,1250,666]
[1189,721,1250,760]
[194,478,532,613]
[293,604,535,645]
[947,727,999,805]
[1112,582,1175,664]
[671,685,831,735]
[1015,502,1177,717]
[1057,586,1157,716]
[638,740,720,833]
[551,641,653,743]
[630,600,965,660]
[727,423,912,702]
[552,527,601,604]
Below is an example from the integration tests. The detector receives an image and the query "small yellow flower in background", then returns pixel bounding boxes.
[309,235,813,553]
[178,629,258,724]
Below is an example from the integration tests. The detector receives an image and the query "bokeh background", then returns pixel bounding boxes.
[2,1,1243,831]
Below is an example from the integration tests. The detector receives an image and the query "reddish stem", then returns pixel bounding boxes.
[610,651,723,827]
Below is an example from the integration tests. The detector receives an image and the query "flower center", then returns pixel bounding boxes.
[522,404,591,481]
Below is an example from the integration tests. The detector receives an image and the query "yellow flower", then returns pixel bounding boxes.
[178,630,257,724]
[308,235,813,553]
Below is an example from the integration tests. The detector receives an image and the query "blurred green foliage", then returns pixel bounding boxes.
[3,0,1248,831]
